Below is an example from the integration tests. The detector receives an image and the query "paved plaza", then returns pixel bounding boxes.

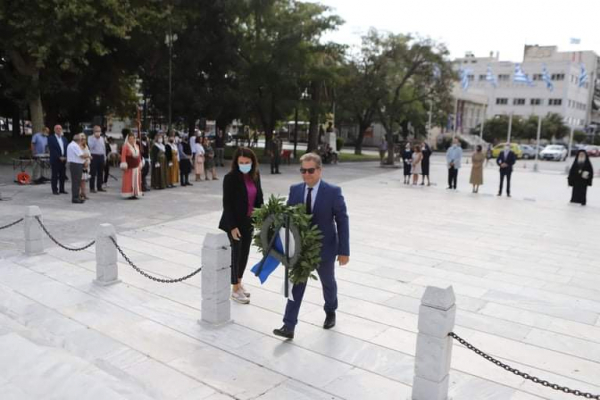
[1,158,600,400]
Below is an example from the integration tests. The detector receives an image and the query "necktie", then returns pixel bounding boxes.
[306,187,313,214]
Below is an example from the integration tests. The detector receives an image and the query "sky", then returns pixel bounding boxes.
[319,0,600,62]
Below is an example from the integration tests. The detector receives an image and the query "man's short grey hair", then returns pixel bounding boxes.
[300,152,322,168]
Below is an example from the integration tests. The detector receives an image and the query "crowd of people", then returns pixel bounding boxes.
[36,125,229,203]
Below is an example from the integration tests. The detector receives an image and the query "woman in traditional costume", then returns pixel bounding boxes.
[120,133,142,199]
[151,133,168,189]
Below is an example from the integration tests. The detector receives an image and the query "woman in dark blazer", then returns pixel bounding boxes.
[219,147,264,304]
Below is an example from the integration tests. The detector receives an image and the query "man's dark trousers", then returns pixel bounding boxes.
[90,154,105,191]
[499,168,512,195]
[448,167,458,189]
[51,160,66,193]
[69,163,83,201]
[283,260,338,328]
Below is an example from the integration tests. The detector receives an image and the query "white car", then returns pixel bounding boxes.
[540,145,567,161]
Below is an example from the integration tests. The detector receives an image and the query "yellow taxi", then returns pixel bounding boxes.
[491,143,523,159]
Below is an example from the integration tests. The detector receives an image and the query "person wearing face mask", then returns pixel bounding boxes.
[219,147,264,304]
[401,143,413,184]
[568,150,594,206]
[88,125,106,193]
[496,142,516,197]
[445,137,463,190]
[151,133,168,190]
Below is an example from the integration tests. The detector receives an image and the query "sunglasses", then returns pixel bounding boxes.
[300,167,318,174]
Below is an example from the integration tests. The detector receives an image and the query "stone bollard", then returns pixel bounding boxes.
[24,206,44,256]
[94,223,121,286]
[412,286,456,400]
[200,233,231,326]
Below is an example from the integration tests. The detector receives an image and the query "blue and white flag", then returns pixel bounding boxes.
[459,68,470,91]
[513,64,534,86]
[579,63,588,87]
[542,65,554,92]
[570,38,581,45]
[433,64,442,80]
[485,66,498,88]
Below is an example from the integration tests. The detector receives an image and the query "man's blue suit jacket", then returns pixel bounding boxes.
[287,180,350,264]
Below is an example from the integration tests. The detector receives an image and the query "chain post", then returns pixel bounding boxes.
[24,206,44,256]
[94,223,121,286]
[200,232,231,326]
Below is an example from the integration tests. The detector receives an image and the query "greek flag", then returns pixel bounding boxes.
[542,65,554,91]
[433,64,442,80]
[513,64,534,86]
[459,68,470,91]
[485,66,498,87]
[579,63,588,87]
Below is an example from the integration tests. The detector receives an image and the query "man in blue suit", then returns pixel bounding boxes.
[48,125,69,195]
[274,153,350,339]
[496,143,516,197]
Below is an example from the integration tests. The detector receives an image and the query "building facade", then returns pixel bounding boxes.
[454,45,600,132]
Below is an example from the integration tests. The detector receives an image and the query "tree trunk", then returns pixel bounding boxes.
[29,84,44,135]
[385,116,396,165]
[354,120,370,155]
[11,105,20,138]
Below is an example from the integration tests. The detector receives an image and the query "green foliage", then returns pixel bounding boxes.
[336,137,344,151]
[252,195,322,285]
[573,130,587,144]
[479,113,571,144]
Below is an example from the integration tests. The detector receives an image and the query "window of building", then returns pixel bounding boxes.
[467,74,475,81]
[551,73,565,81]
[532,74,543,81]
[478,74,486,81]
[496,98,508,105]
[513,98,526,105]
[498,74,510,81]
[549,99,562,106]
[530,98,542,106]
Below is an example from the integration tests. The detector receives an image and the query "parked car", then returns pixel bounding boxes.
[532,144,545,155]
[491,143,523,159]
[540,145,568,161]
[570,144,587,156]
[584,145,600,157]
[519,145,536,159]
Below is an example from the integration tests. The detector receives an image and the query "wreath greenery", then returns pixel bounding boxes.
[252,195,322,284]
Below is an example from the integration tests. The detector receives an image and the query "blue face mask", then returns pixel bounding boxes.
[239,163,252,174]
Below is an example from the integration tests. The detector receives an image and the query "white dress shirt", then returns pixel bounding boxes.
[67,141,85,164]
[56,134,65,156]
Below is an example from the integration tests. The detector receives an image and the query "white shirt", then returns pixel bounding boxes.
[194,143,205,155]
[304,179,321,209]
[56,134,65,155]
[67,141,85,164]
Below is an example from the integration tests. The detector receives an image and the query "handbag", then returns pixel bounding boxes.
[126,155,140,168]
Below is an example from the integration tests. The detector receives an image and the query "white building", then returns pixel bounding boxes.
[453,45,600,133]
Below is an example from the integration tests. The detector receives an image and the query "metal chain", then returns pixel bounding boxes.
[449,332,600,399]
[0,218,23,230]
[35,216,96,251]
[109,236,202,283]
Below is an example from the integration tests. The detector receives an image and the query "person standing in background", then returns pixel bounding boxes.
[411,145,423,185]
[270,133,282,174]
[402,143,413,185]
[378,137,387,165]
[88,126,106,193]
[568,150,594,206]
[470,145,485,193]
[215,129,225,167]
[446,137,462,190]
[66,134,89,204]
[178,135,193,186]
[48,125,69,195]
[31,127,50,184]
[497,143,516,197]
[140,133,151,192]
[421,142,431,186]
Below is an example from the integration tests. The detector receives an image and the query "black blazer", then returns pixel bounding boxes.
[219,170,264,232]
[496,150,516,171]
[48,134,68,163]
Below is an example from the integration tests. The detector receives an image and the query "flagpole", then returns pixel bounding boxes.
[453,98,459,138]
[506,112,513,143]
[533,114,542,172]
[479,104,486,142]
[567,125,575,163]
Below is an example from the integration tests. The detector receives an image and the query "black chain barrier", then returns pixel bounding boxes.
[35,216,96,251]
[109,236,202,283]
[449,332,600,399]
[0,218,23,230]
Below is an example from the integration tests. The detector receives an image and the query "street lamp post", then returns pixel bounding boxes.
[533,114,542,172]
[165,28,178,133]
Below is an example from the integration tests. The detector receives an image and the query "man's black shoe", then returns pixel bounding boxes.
[97,188,106,192]
[90,189,97,193]
[72,199,84,204]
[53,191,59,195]
[273,325,294,339]
[323,312,336,330]
[60,191,68,194]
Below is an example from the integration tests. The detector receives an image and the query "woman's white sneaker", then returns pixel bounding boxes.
[231,289,250,304]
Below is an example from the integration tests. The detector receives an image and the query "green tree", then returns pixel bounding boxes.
[236,0,342,150]
[0,0,142,133]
